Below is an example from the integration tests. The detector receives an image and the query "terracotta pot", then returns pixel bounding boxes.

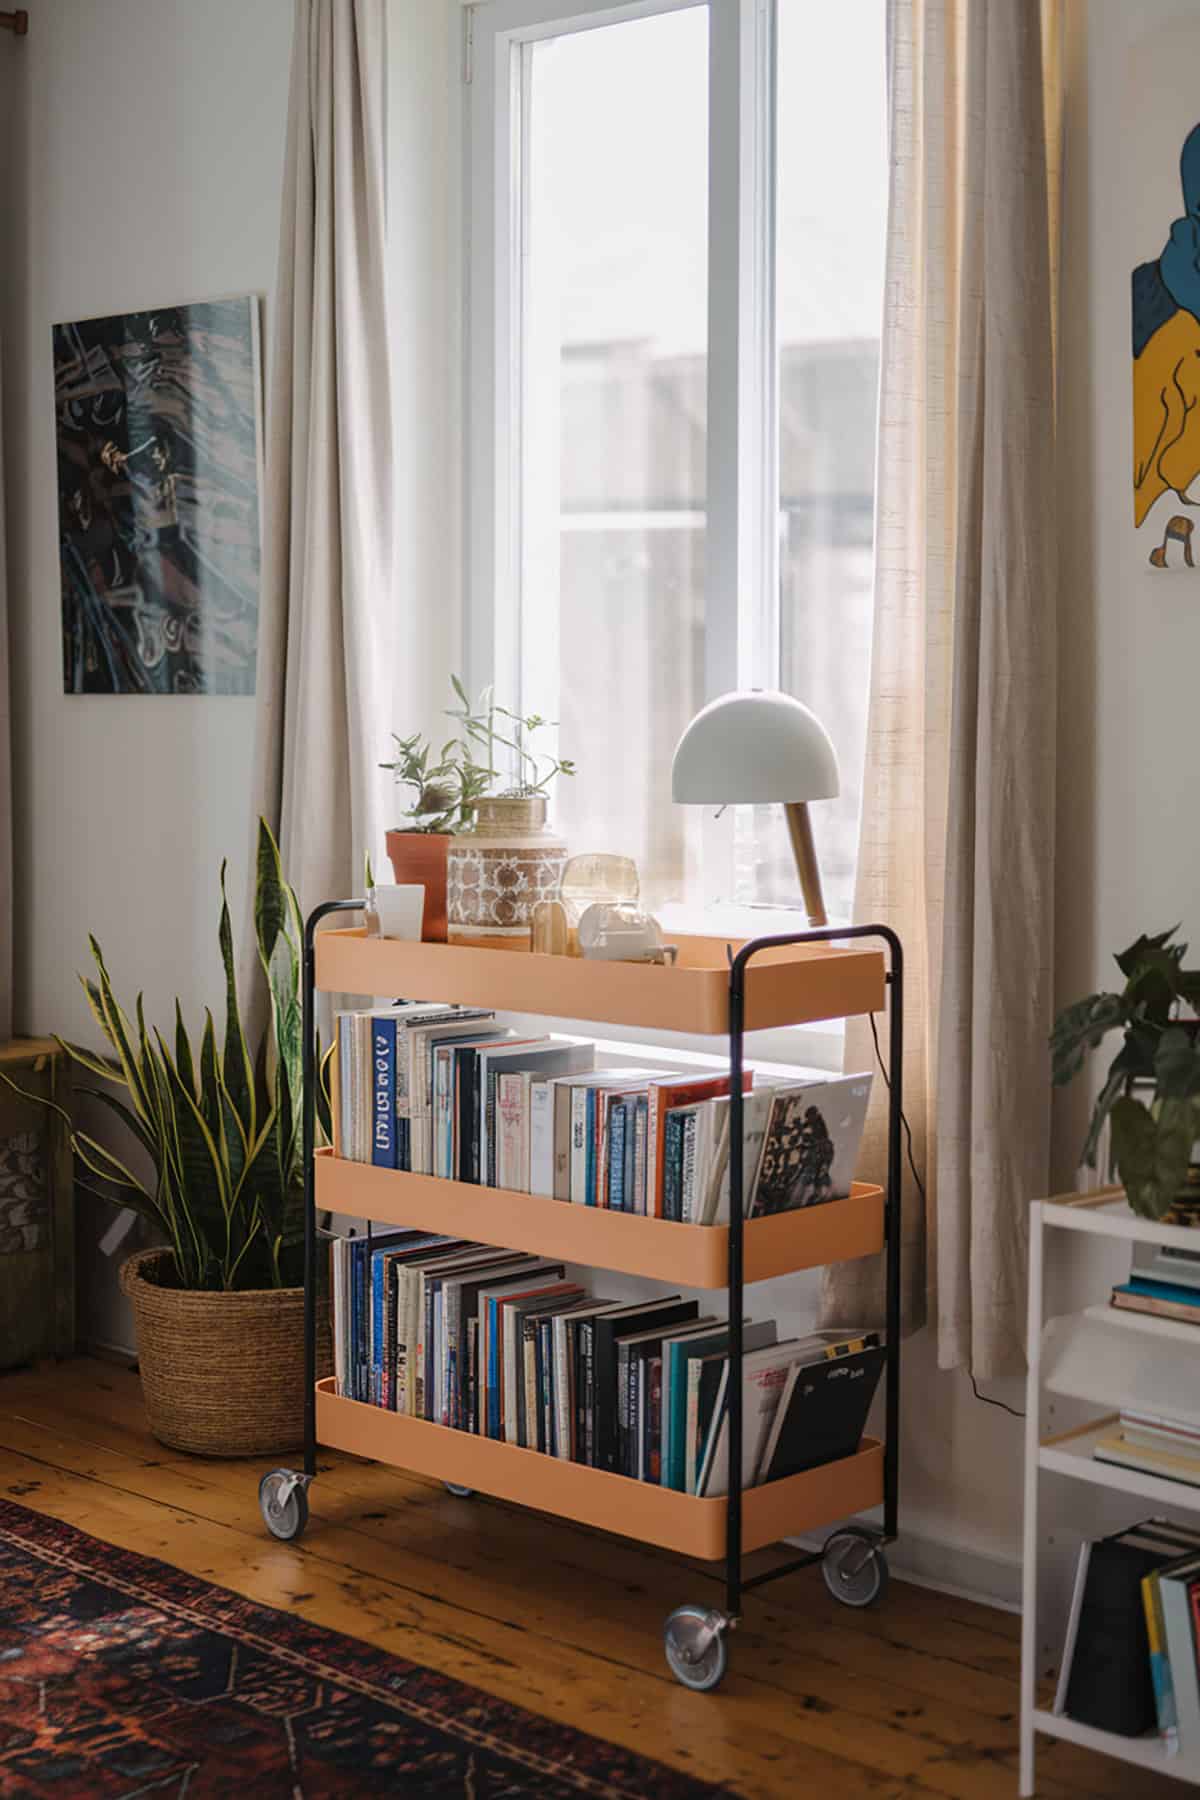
[120,1248,330,1457]
[384,830,450,942]
[446,795,567,943]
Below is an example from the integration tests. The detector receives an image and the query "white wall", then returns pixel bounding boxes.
[0,0,293,1342]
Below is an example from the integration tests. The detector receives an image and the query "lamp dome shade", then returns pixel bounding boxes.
[671,690,840,804]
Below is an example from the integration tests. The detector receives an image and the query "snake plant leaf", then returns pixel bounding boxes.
[218,859,257,1144]
[51,1036,121,1084]
[77,1084,159,1166]
[1110,1093,1198,1219]
[254,819,304,1143]
[174,999,197,1100]
[87,938,154,1119]
[154,1028,231,1224]
[216,1068,250,1207]
[198,1010,223,1147]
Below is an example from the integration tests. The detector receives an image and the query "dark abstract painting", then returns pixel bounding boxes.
[54,297,262,694]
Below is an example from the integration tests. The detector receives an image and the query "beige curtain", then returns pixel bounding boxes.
[823,0,1061,1380]
[0,354,10,1042]
[251,0,394,926]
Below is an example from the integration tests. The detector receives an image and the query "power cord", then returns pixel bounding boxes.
[866,1010,1026,1421]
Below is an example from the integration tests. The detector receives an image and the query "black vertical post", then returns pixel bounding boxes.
[882,934,903,1542]
[302,899,365,1481]
[726,955,747,1620]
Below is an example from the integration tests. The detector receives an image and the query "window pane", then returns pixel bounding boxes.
[742,1,887,921]
[519,9,708,909]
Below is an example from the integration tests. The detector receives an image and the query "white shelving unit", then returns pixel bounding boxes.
[1020,1191,1200,1795]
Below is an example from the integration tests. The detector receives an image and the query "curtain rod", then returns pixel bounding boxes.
[0,10,28,34]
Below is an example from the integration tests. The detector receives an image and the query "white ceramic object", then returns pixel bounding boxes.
[578,902,675,964]
[366,884,426,941]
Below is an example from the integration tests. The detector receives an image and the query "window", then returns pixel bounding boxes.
[466,0,886,923]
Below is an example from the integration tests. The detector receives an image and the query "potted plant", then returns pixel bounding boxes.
[379,714,491,942]
[442,677,576,945]
[3,819,330,1455]
[1051,926,1200,1221]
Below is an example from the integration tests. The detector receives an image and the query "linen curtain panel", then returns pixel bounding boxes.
[251,0,394,924]
[823,0,1061,1379]
[0,356,10,1042]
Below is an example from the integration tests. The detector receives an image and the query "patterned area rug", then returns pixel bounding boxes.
[0,1498,728,1798]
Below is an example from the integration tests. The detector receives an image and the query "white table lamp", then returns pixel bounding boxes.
[671,689,840,927]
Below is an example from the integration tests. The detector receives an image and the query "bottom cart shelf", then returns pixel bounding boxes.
[315,1379,884,1562]
[1031,1710,1200,1786]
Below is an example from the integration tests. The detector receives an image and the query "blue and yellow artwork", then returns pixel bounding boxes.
[1133,123,1200,568]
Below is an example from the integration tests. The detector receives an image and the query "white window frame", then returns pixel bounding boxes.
[461,0,848,1070]
[463,0,780,714]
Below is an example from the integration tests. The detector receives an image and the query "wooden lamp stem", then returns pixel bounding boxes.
[0,11,29,34]
[784,801,828,928]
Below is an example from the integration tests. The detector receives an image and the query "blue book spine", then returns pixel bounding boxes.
[585,1089,597,1206]
[622,1100,638,1214]
[351,1240,365,1403]
[663,1110,685,1223]
[486,1297,502,1438]
[372,1250,385,1406]
[608,1102,627,1211]
[664,1341,686,1490]
[371,1017,396,1168]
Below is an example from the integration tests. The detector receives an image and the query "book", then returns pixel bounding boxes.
[705,1081,802,1225]
[1162,1554,1200,1754]
[1058,1521,1195,1737]
[646,1073,752,1219]
[757,1344,885,1482]
[1053,1543,1092,1716]
[592,1298,700,1473]
[1093,1433,1200,1487]
[751,1074,873,1216]
[1112,1277,1200,1324]
[659,1319,726,1490]
[698,1330,880,1498]
[529,1077,556,1197]
[370,1015,397,1168]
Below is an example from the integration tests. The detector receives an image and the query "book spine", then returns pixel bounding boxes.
[485,1067,499,1188]
[371,1018,396,1169]
[393,1020,410,1169]
[570,1087,589,1204]
[585,1089,598,1206]
[497,1073,524,1192]
[538,1317,553,1453]
[486,1298,501,1439]
[530,1081,554,1196]
[553,1315,572,1458]
[371,1252,384,1406]
[617,1341,630,1475]
[621,1101,638,1214]
[414,1276,427,1420]
[523,1318,539,1450]
[503,1304,521,1445]
[646,1088,662,1218]
[680,1109,698,1223]
[627,1352,640,1479]
[608,1102,627,1212]
[634,1095,648,1215]
[647,1354,663,1484]
[684,1355,705,1495]
[467,1319,478,1434]
[664,1111,685,1224]
[1112,1289,1200,1323]
[445,1285,460,1428]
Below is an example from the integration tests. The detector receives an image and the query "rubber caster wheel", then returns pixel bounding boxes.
[664,1606,729,1692]
[822,1528,888,1608]
[444,1482,474,1498]
[259,1470,309,1542]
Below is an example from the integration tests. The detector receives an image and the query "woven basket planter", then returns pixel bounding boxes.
[120,1248,329,1458]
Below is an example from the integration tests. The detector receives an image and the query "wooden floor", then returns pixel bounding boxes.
[0,1358,1178,1800]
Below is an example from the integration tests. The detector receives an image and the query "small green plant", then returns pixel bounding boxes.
[1051,926,1200,1219]
[446,674,575,797]
[2,819,327,1291]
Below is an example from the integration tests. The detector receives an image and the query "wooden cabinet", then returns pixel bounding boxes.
[0,1039,74,1369]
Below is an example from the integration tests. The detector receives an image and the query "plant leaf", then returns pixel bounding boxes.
[1111,1093,1198,1219]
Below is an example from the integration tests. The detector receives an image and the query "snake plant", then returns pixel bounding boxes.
[6,818,326,1291]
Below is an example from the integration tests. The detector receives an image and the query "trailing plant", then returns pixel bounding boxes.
[445,673,575,798]
[2,819,327,1291]
[1051,926,1200,1219]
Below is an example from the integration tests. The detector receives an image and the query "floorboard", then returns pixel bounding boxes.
[0,1358,1177,1799]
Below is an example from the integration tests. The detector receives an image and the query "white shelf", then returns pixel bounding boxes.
[1040,1193,1200,1255]
[1041,1307,1200,1427]
[1039,1418,1200,1515]
[1032,1709,1200,1784]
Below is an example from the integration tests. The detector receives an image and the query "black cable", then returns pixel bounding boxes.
[866,1010,1026,1421]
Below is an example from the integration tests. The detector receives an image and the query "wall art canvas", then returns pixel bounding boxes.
[1133,121,1200,571]
[54,296,262,692]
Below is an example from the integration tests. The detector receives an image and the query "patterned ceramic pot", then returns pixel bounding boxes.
[446,795,567,943]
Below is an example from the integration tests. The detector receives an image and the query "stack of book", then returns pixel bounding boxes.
[329,1230,884,1490]
[335,1005,872,1223]
[1093,1411,1200,1488]
[1113,1275,1200,1326]
[1056,1517,1200,1751]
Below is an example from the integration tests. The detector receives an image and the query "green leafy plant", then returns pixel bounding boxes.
[1051,926,1200,1219]
[2,819,326,1291]
[379,729,492,833]
[446,673,575,797]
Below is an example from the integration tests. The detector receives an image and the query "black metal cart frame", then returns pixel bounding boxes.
[263,908,904,1689]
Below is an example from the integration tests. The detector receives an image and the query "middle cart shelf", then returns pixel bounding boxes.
[316,1150,886,1287]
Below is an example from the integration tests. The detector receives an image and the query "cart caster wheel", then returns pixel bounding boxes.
[664,1606,729,1692]
[259,1469,309,1542]
[822,1528,888,1608]
[444,1482,474,1498]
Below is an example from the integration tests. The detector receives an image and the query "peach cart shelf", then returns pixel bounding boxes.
[316,1379,885,1563]
[314,926,886,1034]
[316,1151,885,1289]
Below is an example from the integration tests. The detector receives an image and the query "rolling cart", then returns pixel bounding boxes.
[259,909,903,1691]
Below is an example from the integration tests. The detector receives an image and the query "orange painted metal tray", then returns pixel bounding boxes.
[317,1151,884,1288]
[315,1379,884,1562]
[315,928,885,1034]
